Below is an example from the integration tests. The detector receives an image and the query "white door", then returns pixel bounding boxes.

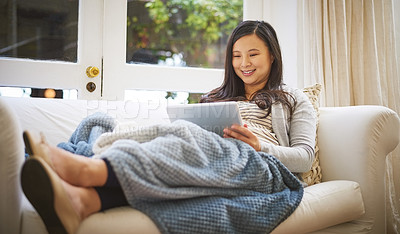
[0,0,103,99]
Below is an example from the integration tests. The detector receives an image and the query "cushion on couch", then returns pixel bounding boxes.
[301,84,323,186]
[272,180,365,234]
[75,181,363,234]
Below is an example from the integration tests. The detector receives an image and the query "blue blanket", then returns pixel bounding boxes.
[59,113,303,234]
[57,112,115,156]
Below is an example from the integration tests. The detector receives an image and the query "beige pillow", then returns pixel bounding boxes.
[301,84,322,186]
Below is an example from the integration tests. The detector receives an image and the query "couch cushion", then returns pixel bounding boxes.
[272,180,365,234]
[18,168,365,234]
[77,207,160,234]
[20,196,47,234]
[28,180,362,234]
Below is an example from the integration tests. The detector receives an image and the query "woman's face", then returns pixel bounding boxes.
[232,34,274,98]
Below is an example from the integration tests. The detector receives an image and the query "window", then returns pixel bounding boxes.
[0,0,243,100]
[0,0,79,62]
[126,0,242,69]
[0,0,102,99]
[122,0,243,103]
[0,0,80,99]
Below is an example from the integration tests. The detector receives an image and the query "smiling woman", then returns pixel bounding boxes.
[232,34,275,99]
[200,20,316,172]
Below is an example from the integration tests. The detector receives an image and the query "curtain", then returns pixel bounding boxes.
[298,0,400,233]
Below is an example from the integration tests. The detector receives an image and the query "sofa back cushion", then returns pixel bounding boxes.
[301,84,322,186]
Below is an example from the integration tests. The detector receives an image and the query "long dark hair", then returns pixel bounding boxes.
[200,20,295,116]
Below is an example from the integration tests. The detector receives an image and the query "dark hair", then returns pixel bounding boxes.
[200,20,295,116]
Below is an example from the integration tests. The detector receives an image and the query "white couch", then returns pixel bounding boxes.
[0,96,399,234]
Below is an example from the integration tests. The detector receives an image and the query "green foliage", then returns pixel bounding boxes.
[165,91,177,99]
[187,93,203,103]
[127,0,242,67]
[127,0,242,103]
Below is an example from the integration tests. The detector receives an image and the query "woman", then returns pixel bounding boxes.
[21,21,315,234]
[201,20,316,173]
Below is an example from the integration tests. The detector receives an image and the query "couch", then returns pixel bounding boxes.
[0,96,399,234]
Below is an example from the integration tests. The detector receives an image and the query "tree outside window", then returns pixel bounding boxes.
[127,0,243,68]
[126,0,242,103]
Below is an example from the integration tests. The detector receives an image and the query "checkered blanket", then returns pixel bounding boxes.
[57,112,115,156]
[59,113,303,233]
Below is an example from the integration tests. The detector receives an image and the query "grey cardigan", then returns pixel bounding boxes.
[260,86,317,173]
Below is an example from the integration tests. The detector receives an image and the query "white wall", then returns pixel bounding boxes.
[244,0,298,88]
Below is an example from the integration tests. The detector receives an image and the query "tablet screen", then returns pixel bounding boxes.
[167,102,243,136]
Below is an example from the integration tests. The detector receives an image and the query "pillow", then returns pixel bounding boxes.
[301,84,322,186]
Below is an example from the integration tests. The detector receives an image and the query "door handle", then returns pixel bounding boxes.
[86,66,100,78]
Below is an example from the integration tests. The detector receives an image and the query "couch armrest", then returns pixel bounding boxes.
[318,105,399,233]
[0,98,25,234]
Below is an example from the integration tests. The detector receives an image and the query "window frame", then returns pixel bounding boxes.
[102,0,248,100]
[0,0,104,100]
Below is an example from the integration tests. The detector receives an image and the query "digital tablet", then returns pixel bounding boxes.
[167,101,243,137]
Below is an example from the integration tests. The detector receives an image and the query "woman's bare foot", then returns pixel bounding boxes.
[61,180,101,220]
[47,145,108,187]
[24,130,108,187]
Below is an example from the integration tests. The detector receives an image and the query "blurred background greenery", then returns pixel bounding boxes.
[126,0,243,103]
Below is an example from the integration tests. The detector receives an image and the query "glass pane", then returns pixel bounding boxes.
[126,0,243,68]
[0,0,79,62]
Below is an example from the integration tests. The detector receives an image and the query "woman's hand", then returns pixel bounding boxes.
[223,124,261,151]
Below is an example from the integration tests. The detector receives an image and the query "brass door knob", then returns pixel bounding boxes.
[86,66,100,78]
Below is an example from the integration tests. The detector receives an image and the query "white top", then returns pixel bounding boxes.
[245,86,317,173]
[237,101,279,146]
